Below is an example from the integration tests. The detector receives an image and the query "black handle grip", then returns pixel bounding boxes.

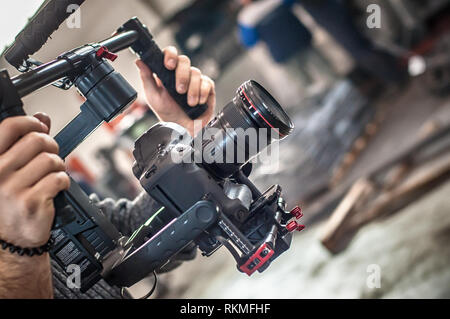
[52,192,76,229]
[4,0,85,68]
[140,40,208,119]
[119,17,208,120]
[0,70,25,121]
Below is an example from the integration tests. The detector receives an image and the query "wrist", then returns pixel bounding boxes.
[0,236,54,257]
[0,248,49,263]
[0,250,53,299]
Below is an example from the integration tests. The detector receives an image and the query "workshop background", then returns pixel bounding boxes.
[1,0,450,298]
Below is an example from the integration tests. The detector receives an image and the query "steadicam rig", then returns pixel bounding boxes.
[0,0,303,295]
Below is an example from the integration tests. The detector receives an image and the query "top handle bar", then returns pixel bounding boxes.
[4,0,86,68]
[7,16,207,120]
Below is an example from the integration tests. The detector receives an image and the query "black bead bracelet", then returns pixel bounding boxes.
[0,237,54,257]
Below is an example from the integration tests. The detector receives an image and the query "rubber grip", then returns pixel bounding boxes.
[5,0,85,68]
[140,39,208,119]
[0,70,25,122]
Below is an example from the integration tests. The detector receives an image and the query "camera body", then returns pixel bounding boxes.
[104,81,302,288]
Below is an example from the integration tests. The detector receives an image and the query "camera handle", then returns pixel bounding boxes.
[117,17,208,119]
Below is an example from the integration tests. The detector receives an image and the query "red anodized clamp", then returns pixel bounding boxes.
[239,243,275,276]
[286,220,305,232]
[285,206,305,232]
[290,206,303,219]
[96,46,118,61]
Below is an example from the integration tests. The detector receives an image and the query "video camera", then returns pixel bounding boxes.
[0,0,303,295]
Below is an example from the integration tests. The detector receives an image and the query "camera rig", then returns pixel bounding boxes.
[0,0,304,295]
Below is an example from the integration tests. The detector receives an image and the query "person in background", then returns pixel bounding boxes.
[238,0,337,96]
[299,0,407,85]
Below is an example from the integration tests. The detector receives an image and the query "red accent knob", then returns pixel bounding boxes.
[96,46,118,61]
[286,221,298,232]
[290,206,303,219]
[286,221,306,232]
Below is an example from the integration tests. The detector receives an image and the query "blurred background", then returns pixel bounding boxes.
[1,0,450,298]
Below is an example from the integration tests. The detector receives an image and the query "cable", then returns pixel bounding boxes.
[120,271,158,299]
[216,236,242,265]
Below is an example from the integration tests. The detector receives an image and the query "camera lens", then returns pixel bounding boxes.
[194,80,294,179]
[237,80,293,138]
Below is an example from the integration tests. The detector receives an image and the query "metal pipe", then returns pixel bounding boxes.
[10,30,139,98]
[100,30,139,53]
[12,59,72,97]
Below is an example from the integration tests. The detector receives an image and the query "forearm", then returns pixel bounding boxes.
[0,250,53,299]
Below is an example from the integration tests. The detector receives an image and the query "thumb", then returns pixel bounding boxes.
[136,60,161,96]
[33,112,51,133]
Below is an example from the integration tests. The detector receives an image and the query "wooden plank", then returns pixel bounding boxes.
[306,123,450,223]
[351,152,450,229]
[318,123,450,254]
[321,150,450,254]
[320,178,374,253]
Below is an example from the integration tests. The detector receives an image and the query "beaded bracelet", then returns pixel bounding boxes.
[0,237,54,257]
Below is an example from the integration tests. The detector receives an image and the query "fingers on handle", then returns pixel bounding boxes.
[3,132,59,172]
[31,171,70,200]
[0,116,48,155]
[15,152,66,189]
[33,113,51,132]
[200,75,215,105]
[163,46,178,70]
[176,55,191,94]
[25,171,70,235]
[188,67,202,106]
[136,59,159,95]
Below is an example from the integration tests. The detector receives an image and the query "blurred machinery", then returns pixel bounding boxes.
[409,34,450,96]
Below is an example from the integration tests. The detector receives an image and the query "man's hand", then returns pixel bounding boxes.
[0,114,70,299]
[0,114,69,248]
[136,46,216,136]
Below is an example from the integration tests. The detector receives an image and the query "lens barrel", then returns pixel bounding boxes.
[194,80,294,179]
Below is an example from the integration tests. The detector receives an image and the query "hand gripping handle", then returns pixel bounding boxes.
[119,17,208,120]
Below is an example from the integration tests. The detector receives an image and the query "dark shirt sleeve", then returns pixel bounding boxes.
[90,191,157,236]
[90,191,197,270]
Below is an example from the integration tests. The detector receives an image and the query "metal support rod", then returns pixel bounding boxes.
[10,30,139,98]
